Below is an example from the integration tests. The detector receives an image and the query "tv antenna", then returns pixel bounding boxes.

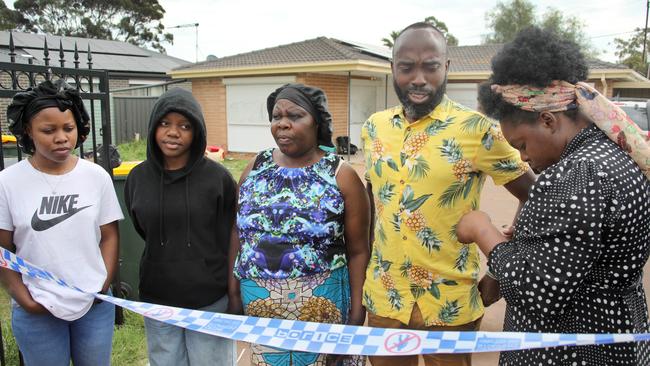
[169,22,199,63]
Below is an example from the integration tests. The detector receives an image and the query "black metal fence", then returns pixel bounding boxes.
[0,32,115,366]
[0,32,113,173]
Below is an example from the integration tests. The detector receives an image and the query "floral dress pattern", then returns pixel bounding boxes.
[235,149,364,366]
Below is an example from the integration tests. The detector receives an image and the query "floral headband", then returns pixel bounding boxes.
[492,80,650,180]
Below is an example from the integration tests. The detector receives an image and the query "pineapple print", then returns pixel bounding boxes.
[454,244,470,272]
[363,291,377,314]
[396,186,441,252]
[399,119,452,180]
[404,131,429,156]
[400,257,458,300]
[441,138,472,182]
[373,249,403,310]
[395,187,440,251]
[246,298,283,318]
[437,299,462,325]
[490,124,505,141]
[298,297,341,323]
[439,139,480,208]
[374,197,384,218]
[376,182,396,218]
[493,159,528,175]
[366,120,398,176]
[480,120,506,151]
[400,258,432,299]
[404,211,426,232]
[452,159,473,182]
[372,138,385,158]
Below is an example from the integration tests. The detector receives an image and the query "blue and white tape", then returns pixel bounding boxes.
[2,247,650,356]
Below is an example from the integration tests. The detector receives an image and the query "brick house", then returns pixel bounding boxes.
[169,37,650,153]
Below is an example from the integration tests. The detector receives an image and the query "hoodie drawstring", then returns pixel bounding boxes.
[159,171,192,248]
[185,175,191,247]
[159,171,165,246]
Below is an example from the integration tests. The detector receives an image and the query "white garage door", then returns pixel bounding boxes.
[446,83,479,111]
[225,76,295,152]
[349,80,381,147]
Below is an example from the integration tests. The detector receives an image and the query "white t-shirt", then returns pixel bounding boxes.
[0,159,124,321]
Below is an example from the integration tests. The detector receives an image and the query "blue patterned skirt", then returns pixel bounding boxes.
[240,266,365,366]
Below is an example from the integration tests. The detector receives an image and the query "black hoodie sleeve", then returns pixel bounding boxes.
[124,169,146,240]
[221,169,238,243]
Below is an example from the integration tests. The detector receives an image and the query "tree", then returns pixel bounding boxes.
[483,0,535,44]
[0,0,173,53]
[614,28,648,75]
[0,1,24,31]
[382,16,459,48]
[483,0,596,56]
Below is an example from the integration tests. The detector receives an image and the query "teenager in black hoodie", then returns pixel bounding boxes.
[124,88,236,366]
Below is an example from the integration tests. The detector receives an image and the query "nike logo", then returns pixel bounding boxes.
[31,205,91,231]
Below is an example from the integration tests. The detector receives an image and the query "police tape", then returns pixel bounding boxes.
[3,246,650,356]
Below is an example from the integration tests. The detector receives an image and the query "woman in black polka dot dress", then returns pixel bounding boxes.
[457,28,650,365]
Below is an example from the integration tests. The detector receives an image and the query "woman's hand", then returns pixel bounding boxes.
[226,293,244,315]
[478,275,501,307]
[325,307,366,366]
[500,224,515,240]
[18,295,49,314]
[456,211,491,244]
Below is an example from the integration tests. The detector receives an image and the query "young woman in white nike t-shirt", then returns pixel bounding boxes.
[0,80,123,366]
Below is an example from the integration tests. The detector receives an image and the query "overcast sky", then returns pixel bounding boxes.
[3,0,645,64]
[154,0,643,64]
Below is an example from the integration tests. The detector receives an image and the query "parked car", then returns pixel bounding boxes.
[611,97,649,132]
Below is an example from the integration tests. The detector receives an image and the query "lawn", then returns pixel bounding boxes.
[0,140,251,365]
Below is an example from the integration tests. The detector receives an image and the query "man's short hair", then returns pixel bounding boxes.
[393,22,448,57]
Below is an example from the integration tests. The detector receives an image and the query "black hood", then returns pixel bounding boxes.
[147,88,207,179]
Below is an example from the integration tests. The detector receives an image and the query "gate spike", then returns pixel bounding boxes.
[43,37,50,66]
[87,44,93,69]
[59,39,65,67]
[74,43,80,69]
[8,32,15,63]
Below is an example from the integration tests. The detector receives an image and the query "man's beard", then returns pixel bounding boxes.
[394,77,447,121]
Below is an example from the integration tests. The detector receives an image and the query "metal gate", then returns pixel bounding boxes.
[0,33,115,366]
[0,33,113,172]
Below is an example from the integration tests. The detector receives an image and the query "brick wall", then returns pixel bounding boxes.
[173,81,192,92]
[191,78,228,149]
[108,78,130,94]
[296,73,350,142]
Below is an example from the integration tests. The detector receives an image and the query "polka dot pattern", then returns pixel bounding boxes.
[488,126,650,365]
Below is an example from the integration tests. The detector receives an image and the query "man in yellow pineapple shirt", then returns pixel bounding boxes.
[362,22,535,366]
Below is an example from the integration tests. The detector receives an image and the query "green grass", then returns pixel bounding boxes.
[0,291,19,364]
[0,289,149,365]
[116,139,248,180]
[221,157,248,180]
[116,139,147,162]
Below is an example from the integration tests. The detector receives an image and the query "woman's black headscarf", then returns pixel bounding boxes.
[266,83,335,149]
[6,79,91,154]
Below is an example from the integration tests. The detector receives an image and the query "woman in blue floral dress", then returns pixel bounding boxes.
[228,83,370,366]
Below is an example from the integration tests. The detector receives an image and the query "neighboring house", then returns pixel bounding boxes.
[0,31,192,143]
[169,37,650,153]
